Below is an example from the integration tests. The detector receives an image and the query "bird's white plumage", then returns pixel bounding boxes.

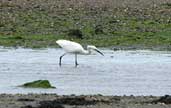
[56,39,104,66]
[56,40,85,54]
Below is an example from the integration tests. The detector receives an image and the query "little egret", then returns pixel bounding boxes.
[56,39,104,67]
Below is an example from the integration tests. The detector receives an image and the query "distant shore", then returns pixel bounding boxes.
[1,0,171,48]
[0,94,171,108]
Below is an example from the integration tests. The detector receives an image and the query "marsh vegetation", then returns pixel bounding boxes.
[0,0,171,49]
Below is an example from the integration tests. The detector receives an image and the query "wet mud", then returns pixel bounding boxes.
[0,94,171,108]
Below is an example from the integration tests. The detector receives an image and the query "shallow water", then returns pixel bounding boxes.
[0,47,171,96]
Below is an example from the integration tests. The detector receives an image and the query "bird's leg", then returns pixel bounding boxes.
[59,53,66,66]
[75,54,78,67]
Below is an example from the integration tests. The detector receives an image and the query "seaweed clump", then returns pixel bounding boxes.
[20,80,56,88]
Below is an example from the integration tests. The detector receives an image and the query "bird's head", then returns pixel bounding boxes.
[87,45,104,56]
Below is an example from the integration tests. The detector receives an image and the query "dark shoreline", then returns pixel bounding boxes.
[1,45,171,51]
[111,45,171,51]
[0,94,171,108]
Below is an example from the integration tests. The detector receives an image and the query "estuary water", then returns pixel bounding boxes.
[0,47,171,96]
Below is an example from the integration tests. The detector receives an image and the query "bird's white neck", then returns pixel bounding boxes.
[82,49,91,55]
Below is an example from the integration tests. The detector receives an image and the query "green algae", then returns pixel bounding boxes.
[20,80,56,89]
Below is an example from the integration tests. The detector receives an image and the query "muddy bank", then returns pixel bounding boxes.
[0,94,171,108]
[1,0,171,48]
[112,45,171,51]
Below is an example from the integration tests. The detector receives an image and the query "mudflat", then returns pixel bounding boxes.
[0,94,171,108]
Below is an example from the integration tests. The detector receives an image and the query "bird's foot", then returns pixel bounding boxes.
[59,63,62,67]
[75,63,79,67]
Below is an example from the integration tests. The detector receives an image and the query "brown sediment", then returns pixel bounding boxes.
[0,94,171,108]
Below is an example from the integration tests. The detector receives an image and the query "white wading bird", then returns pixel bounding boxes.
[56,39,104,67]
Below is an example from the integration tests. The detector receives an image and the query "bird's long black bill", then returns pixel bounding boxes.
[94,49,104,56]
